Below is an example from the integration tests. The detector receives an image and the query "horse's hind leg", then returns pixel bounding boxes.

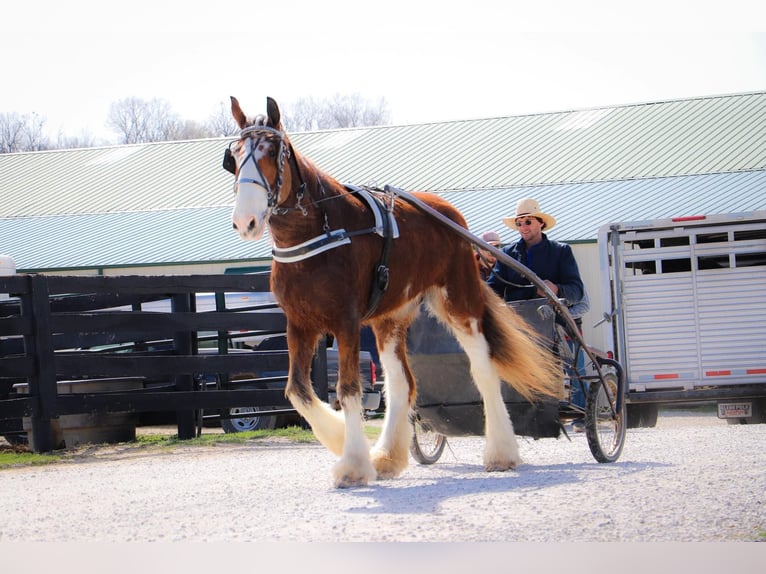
[434,303,521,471]
[370,313,418,479]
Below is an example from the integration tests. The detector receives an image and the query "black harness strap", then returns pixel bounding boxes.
[363,192,394,320]
[342,185,395,320]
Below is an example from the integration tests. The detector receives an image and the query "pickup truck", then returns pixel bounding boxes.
[219,335,380,432]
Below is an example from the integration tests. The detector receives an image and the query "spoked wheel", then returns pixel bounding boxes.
[585,371,626,463]
[410,416,447,464]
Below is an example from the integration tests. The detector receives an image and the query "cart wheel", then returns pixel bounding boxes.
[410,417,447,464]
[585,371,626,463]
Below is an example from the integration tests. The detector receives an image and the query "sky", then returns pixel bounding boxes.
[2,0,765,144]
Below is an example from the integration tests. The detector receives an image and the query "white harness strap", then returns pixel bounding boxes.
[272,229,352,263]
[271,187,399,263]
[356,188,400,239]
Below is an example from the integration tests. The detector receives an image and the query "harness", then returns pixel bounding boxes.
[224,128,399,318]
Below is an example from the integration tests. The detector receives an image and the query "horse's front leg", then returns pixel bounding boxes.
[332,331,376,488]
[283,325,346,458]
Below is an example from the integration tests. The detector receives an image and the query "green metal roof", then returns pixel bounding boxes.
[1,91,765,271]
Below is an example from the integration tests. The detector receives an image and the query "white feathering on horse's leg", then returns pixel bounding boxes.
[288,394,346,456]
[370,347,412,479]
[333,394,376,488]
[454,324,521,471]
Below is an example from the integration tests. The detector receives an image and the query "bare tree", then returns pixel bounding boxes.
[3,92,389,153]
[205,101,239,137]
[0,112,50,153]
[55,130,99,150]
[282,93,391,132]
[106,97,185,144]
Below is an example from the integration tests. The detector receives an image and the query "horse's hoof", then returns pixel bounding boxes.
[370,448,407,479]
[332,459,376,488]
[334,474,369,488]
[484,458,520,472]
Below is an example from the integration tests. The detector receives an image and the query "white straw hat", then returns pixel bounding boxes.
[502,198,556,231]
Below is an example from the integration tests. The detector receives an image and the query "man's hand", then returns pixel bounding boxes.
[536,280,559,297]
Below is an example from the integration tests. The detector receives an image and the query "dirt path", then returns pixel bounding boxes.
[1,409,764,544]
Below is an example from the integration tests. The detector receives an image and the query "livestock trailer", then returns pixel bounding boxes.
[597,211,766,426]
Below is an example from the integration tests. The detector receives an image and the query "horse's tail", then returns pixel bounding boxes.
[480,282,564,402]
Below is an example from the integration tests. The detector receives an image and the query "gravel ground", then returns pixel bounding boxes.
[0,408,764,544]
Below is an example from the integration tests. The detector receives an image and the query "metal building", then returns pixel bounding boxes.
[2,90,765,346]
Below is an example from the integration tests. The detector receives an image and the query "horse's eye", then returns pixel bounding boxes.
[268,146,277,158]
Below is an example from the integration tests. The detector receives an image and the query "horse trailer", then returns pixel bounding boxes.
[597,211,766,427]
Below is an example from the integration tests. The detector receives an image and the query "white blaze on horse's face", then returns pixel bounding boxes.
[231,138,273,241]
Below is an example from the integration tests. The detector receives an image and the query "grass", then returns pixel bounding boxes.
[0,447,63,470]
[136,425,318,447]
[0,422,382,470]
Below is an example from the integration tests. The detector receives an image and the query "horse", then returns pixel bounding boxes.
[225,96,562,488]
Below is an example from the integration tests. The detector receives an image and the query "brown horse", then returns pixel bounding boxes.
[226,97,561,487]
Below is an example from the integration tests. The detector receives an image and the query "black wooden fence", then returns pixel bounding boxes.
[0,273,327,452]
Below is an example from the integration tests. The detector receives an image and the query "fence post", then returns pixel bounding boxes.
[172,292,196,440]
[25,274,58,452]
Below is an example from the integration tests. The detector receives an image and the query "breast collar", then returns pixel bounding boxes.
[271,185,399,263]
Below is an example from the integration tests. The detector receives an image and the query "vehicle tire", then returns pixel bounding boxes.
[2,432,28,446]
[409,416,447,464]
[626,403,659,428]
[220,406,277,433]
[585,372,626,463]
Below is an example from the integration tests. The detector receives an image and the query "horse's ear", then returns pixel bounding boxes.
[230,96,248,129]
[266,97,283,130]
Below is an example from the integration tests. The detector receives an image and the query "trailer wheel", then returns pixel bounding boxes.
[410,417,447,464]
[627,404,659,428]
[585,372,626,463]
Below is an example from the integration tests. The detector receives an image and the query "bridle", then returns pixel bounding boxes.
[223,124,308,215]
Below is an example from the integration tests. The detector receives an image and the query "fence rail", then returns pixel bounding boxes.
[0,273,327,452]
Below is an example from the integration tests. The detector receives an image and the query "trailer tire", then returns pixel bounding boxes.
[627,404,659,428]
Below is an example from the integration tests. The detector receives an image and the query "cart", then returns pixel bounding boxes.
[407,298,626,465]
[388,186,626,465]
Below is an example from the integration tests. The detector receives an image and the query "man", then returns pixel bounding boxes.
[488,197,585,316]
[488,198,588,429]
[476,230,501,280]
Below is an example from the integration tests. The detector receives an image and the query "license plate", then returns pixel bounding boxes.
[717,402,752,419]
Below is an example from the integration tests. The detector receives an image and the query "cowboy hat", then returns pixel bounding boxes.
[502,198,556,231]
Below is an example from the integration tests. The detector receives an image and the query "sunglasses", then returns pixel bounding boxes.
[515,218,540,228]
